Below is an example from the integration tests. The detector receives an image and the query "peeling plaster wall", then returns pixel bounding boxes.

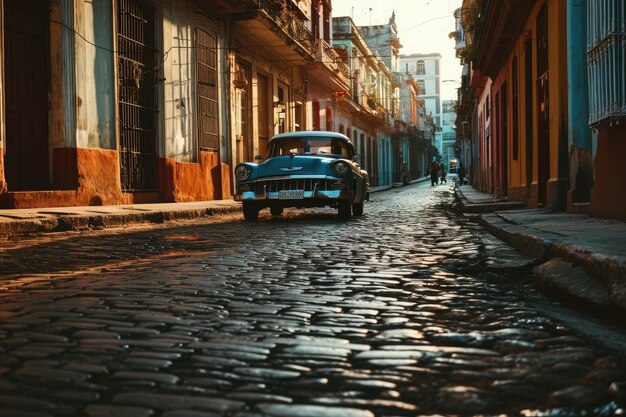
[162,0,195,163]
[5,148,122,208]
[0,0,234,209]
[160,151,222,202]
[74,0,116,150]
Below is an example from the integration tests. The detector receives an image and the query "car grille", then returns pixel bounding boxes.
[253,178,337,193]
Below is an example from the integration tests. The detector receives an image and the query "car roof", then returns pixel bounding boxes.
[270,131,352,143]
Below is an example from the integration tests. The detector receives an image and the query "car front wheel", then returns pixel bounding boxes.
[352,201,364,216]
[338,200,352,218]
[242,201,259,221]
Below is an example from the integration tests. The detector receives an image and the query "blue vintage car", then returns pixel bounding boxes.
[234,131,370,221]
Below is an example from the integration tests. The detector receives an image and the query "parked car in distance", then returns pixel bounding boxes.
[234,131,369,221]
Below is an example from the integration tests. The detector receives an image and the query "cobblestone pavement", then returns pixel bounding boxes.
[0,183,625,417]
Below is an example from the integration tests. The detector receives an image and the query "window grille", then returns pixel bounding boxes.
[587,0,625,126]
[117,0,159,192]
[197,28,219,150]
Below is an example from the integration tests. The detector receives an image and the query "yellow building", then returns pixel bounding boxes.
[462,0,569,210]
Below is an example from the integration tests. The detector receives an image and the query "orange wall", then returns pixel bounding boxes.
[546,0,568,210]
[159,151,229,202]
[504,0,568,208]
[591,125,626,219]
[1,148,122,208]
[0,148,230,209]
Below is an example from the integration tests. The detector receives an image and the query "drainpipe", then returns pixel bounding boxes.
[224,13,234,194]
[63,0,76,149]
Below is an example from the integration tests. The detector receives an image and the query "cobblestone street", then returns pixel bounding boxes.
[0,183,624,417]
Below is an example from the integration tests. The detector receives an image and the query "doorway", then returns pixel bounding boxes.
[524,37,533,202]
[257,73,270,156]
[234,59,252,164]
[4,0,50,191]
[536,4,550,206]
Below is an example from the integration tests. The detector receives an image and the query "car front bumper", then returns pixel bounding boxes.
[234,188,355,202]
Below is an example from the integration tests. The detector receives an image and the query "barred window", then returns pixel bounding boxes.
[197,27,219,150]
[587,0,625,126]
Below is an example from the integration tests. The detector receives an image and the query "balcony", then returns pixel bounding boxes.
[306,40,351,91]
[233,0,315,64]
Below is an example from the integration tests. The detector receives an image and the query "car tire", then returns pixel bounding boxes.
[338,200,352,218]
[270,206,283,216]
[352,201,364,216]
[242,202,259,221]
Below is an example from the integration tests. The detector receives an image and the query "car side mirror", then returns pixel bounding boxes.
[254,154,262,160]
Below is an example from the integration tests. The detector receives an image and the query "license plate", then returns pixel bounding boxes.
[279,190,304,199]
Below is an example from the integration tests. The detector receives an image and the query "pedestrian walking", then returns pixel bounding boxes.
[401,161,410,185]
[458,163,465,185]
[430,161,439,186]
[439,163,447,184]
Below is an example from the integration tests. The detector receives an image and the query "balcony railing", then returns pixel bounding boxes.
[313,39,351,80]
[258,0,314,56]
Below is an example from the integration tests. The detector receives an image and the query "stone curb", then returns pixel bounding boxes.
[456,191,626,312]
[478,212,626,311]
[0,205,242,238]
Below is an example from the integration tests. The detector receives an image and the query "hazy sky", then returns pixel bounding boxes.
[333,0,462,100]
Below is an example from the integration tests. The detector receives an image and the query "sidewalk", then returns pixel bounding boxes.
[0,182,403,237]
[0,200,242,236]
[455,182,626,312]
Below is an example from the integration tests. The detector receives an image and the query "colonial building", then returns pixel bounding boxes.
[0,0,236,208]
[0,0,424,209]
[579,0,625,219]
[0,0,347,208]
[400,53,443,157]
[456,0,625,220]
[332,16,396,187]
[441,99,457,171]
[453,7,473,180]
[394,72,430,180]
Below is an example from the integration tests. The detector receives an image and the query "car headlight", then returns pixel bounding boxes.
[235,164,251,181]
[332,161,349,176]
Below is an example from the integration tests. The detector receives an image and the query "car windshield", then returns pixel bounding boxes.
[267,137,352,158]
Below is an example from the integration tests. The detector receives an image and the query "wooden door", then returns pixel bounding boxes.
[524,37,533,201]
[257,73,270,157]
[4,0,50,190]
[498,84,508,196]
[234,60,252,164]
[536,3,550,206]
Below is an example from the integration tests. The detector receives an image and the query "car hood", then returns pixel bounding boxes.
[258,155,335,177]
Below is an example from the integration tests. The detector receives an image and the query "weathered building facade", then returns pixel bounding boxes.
[400,53,443,158]
[456,0,625,220]
[394,72,430,180]
[332,16,395,187]
[0,0,427,210]
[0,0,235,208]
